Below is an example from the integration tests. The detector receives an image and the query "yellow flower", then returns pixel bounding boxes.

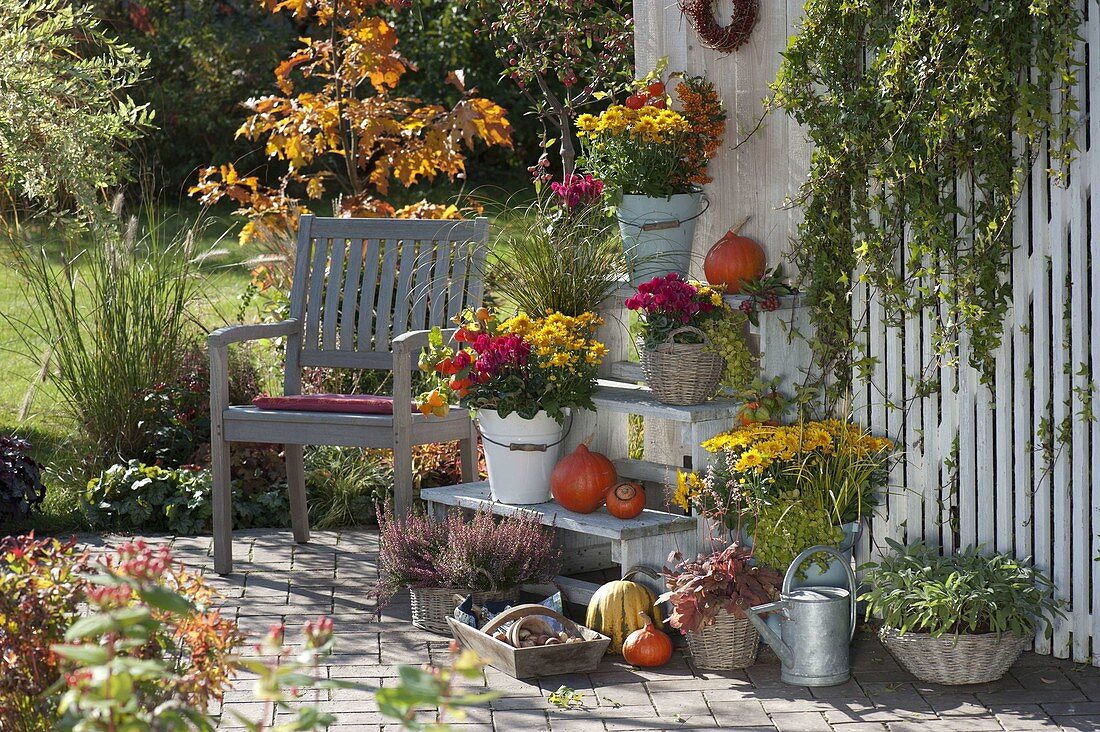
[674,471,702,510]
[735,449,765,473]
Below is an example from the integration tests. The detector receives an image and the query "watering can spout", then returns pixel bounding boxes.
[746,601,792,666]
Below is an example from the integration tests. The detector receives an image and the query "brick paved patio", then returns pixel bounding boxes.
[85,530,1100,731]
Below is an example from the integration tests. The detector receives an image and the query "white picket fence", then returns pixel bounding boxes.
[638,1,1100,663]
[849,1,1100,664]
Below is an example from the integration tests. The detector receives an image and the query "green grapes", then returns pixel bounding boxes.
[749,499,845,576]
[702,312,756,394]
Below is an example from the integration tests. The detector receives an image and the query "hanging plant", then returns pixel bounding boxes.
[679,0,758,53]
[772,0,1082,399]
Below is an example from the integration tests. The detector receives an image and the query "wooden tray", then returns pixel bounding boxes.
[447,603,610,679]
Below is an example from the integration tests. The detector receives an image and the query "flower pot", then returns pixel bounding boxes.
[879,626,1031,685]
[685,611,760,670]
[618,189,704,286]
[477,408,566,505]
[637,327,723,406]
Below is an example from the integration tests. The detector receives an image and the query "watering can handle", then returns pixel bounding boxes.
[783,544,858,642]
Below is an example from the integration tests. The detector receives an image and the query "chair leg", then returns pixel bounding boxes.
[393,434,413,516]
[286,444,310,544]
[459,421,478,484]
[212,437,233,575]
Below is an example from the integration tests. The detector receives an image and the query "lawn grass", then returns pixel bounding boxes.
[0,206,255,535]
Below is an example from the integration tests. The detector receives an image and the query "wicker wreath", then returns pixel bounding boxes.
[679,0,759,53]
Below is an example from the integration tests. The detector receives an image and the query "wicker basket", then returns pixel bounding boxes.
[880,626,1030,685]
[410,586,519,635]
[637,326,723,406]
[685,611,760,670]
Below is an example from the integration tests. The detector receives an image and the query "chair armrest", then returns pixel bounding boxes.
[208,319,301,348]
[392,328,458,372]
[392,329,459,428]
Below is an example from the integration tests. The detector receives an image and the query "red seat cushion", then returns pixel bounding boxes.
[251,394,413,415]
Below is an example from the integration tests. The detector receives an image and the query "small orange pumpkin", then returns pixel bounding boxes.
[703,216,766,294]
[550,443,617,514]
[622,611,673,667]
[606,482,646,520]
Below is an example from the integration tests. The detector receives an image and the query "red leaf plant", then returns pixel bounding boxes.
[659,543,781,635]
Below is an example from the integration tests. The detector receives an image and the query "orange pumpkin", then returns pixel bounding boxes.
[550,443,616,514]
[622,611,673,667]
[606,482,646,520]
[703,216,766,294]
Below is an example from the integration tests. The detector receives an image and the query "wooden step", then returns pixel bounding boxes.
[421,481,696,541]
[612,458,682,484]
[592,380,743,423]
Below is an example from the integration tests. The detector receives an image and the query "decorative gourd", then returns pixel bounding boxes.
[703,216,766,294]
[606,482,646,520]
[622,611,673,667]
[550,443,617,514]
[585,566,663,654]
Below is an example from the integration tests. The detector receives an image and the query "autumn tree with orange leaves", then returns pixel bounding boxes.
[191,0,512,244]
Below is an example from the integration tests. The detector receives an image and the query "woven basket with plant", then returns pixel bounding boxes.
[860,540,1062,685]
[626,273,752,405]
[374,503,561,634]
[659,543,781,670]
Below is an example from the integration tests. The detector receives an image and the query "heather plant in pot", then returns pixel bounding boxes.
[860,540,1062,685]
[658,544,780,670]
[374,504,561,634]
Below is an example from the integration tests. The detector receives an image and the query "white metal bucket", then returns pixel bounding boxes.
[477,408,566,505]
[617,189,705,286]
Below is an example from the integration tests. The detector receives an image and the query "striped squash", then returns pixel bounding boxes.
[585,567,664,654]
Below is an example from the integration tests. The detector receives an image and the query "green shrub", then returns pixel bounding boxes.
[305,446,392,529]
[860,539,1063,637]
[137,338,260,466]
[0,0,151,227]
[86,461,290,535]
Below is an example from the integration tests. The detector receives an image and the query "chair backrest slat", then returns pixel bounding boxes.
[427,245,449,326]
[446,241,469,321]
[390,235,420,340]
[321,238,347,350]
[466,226,489,310]
[372,238,399,351]
[408,241,436,332]
[303,236,330,350]
[356,237,382,350]
[339,237,364,351]
[289,217,488,368]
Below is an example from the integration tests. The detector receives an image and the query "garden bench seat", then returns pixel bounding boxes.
[209,215,489,574]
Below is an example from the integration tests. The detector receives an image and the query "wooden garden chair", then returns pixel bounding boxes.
[208,215,489,574]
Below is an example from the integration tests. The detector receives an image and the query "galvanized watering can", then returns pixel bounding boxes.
[746,545,857,686]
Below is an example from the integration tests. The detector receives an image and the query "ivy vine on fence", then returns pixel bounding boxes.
[772,0,1082,400]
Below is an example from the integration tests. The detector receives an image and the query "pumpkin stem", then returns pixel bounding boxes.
[730,215,751,237]
[637,610,653,628]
